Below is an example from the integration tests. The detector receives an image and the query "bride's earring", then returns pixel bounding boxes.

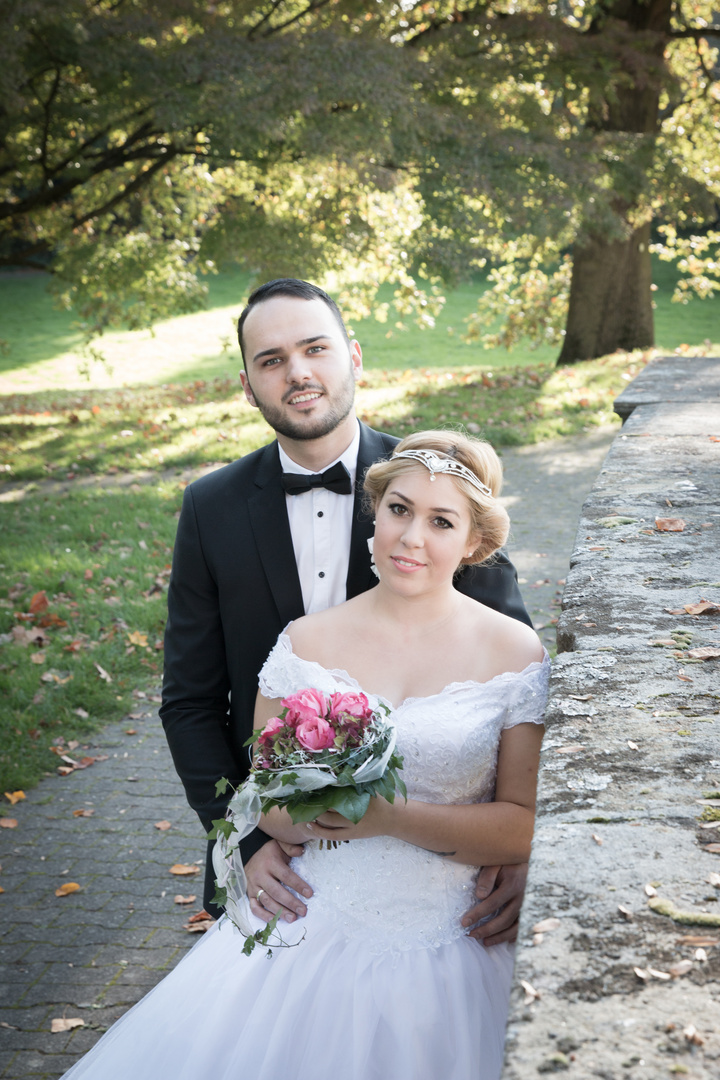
[367,536,380,579]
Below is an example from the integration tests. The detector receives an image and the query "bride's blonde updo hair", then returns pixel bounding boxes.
[363,430,510,566]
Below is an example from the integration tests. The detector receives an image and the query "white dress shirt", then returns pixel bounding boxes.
[278,423,360,615]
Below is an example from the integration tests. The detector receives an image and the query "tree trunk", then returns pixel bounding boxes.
[557,221,654,364]
[557,0,671,364]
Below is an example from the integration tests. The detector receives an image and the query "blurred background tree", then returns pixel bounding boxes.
[1,1,718,362]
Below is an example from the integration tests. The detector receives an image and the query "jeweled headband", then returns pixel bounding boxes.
[392,449,493,498]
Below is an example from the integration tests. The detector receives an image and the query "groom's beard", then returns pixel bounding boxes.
[247,364,356,442]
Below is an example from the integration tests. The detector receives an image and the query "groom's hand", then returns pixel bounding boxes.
[245,839,313,924]
[461,862,528,946]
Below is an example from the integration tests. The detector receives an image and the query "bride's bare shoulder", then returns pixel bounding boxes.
[287,596,368,659]
[471,602,545,672]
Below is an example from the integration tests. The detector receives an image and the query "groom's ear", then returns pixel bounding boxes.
[240,371,258,408]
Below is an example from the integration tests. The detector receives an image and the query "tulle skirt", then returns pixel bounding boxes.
[60,907,515,1080]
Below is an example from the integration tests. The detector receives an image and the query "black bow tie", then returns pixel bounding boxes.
[281,461,353,496]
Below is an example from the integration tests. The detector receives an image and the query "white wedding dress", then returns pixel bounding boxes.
[62,634,549,1080]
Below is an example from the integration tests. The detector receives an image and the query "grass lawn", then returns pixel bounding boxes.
[1,261,718,798]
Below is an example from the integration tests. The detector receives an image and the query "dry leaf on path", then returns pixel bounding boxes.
[51,1018,85,1033]
[0,819,18,829]
[676,935,718,946]
[520,980,541,1003]
[174,894,196,905]
[668,960,693,978]
[707,872,720,887]
[72,809,94,818]
[592,834,603,846]
[4,791,25,805]
[644,884,658,897]
[183,910,215,933]
[655,517,686,532]
[685,600,720,616]
[647,967,671,980]
[169,864,200,876]
[684,1024,704,1046]
[618,905,634,921]
[55,882,81,897]
[703,844,720,854]
[555,744,585,754]
[532,917,561,934]
[687,647,720,660]
[154,820,171,831]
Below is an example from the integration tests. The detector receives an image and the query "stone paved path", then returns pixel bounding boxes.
[0,425,618,1080]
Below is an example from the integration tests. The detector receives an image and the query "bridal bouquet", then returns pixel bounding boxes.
[211,688,405,954]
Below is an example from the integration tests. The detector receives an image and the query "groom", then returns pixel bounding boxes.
[161,278,532,944]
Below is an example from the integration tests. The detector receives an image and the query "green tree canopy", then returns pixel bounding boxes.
[2,1,719,361]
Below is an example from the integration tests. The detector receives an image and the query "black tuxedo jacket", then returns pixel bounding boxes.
[160,423,531,907]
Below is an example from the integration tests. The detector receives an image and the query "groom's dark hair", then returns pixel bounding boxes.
[237,278,351,366]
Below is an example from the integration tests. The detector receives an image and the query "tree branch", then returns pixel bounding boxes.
[669,25,720,40]
[71,146,182,229]
[258,0,333,38]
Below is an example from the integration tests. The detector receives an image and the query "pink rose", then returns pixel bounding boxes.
[257,715,286,746]
[328,691,371,721]
[282,688,328,725]
[295,716,336,752]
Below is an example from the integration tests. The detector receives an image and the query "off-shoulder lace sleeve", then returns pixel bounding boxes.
[258,629,351,700]
[501,653,550,731]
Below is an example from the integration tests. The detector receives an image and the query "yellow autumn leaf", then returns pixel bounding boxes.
[55,882,81,897]
[169,863,200,876]
[4,790,26,805]
[127,630,149,647]
[51,1018,85,1033]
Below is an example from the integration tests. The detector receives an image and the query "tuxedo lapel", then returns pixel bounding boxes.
[248,442,305,624]
[345,424,398,600]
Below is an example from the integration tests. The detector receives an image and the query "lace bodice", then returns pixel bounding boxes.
[259,633,549,953]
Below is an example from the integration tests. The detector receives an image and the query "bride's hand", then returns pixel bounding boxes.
[309,797,395,841]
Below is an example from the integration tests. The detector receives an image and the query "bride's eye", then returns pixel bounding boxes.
[432,516,453,530]
[388,502,409,516]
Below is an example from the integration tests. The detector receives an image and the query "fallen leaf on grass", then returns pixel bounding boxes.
[685,600,720,616]
[169,864,200,876]
[29,591,49,614]
[94,662,112,683]
[154,820,171,831]
[655,517,686,532]
[4,791,25,805]
[55,882,81,897]
[51,1018,85,1033]
[72,809,94,818]
[687,647,720,660]
[127,631,148,647]
[174,894,196,905]
[74,707,89,719]
[0,819,17,829]
[37,612,67,629]
[30,651,46,664]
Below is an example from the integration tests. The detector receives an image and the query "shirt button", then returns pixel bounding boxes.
[318,571,325,579]
[317,511,324,518]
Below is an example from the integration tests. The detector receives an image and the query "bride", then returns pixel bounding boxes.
[61,430,548,1080]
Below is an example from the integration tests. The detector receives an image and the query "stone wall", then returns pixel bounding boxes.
[503,356,720,1080]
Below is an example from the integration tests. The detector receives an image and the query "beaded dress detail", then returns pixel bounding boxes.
[60,635,549,1080]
